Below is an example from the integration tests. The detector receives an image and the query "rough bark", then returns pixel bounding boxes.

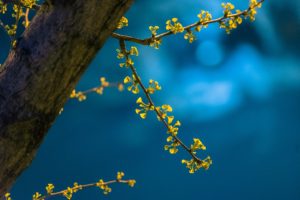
[0,0,133,195]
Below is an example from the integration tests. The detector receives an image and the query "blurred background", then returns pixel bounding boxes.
[1,0,300,199]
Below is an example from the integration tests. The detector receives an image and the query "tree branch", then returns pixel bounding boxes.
[111,0,265,45]
[0,0,133,196]
[119,41,203,165]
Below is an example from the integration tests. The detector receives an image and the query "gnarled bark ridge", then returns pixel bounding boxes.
[0,0,133,195]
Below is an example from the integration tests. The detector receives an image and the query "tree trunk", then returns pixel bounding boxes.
[0,0,133,195]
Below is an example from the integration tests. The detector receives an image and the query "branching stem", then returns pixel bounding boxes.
[112,0,264,45]
[37,179,131,200]
[119,40,202,164]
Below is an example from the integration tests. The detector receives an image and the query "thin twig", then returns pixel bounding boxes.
[119,40,202,164]
[24,8,30,27]
[11,0,21,47]
[37,179,131,200]
[111,0,265,45]
[79,82,123,95]
[3,0,40,10]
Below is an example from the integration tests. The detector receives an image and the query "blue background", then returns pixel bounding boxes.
[1,0,300,199]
